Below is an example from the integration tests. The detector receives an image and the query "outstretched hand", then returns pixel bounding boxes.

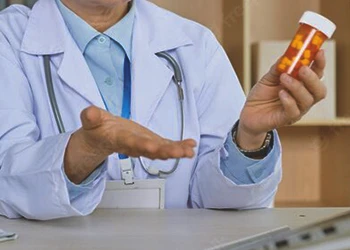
[65,106,196,184]
[79,106,196,160]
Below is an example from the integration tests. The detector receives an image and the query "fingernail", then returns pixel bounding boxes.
[280,90,288,99]
[282,74,292,84]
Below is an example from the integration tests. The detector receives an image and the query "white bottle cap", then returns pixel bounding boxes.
[299,11,336,38]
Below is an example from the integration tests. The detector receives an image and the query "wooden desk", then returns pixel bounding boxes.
[1,208,348,250]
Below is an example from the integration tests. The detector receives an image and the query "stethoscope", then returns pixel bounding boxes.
[43,52,185,178]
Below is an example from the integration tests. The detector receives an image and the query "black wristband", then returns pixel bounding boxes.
[231,121,274,159]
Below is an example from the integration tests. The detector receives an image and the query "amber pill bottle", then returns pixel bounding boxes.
[277,11,336,79]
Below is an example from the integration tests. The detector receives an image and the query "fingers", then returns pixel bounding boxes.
[279,90,301,123]
[260,58,283,84]
[120,137,196,160]
[80,107,197,160]
[157,140,196,160]
[280,73,315,114]
[311,50,326,79]
[143,139,196,160]
[298,66,327,102]
[279,62,327,123]
[280,63,327,111]
[182,138,197,148]
[81,106,110,130]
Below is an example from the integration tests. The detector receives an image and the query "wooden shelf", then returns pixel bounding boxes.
[242,0,350,208]
[294,118,350,127]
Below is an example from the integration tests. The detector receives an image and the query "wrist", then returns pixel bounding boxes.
[64,129,109,184]
[236,122,267,151]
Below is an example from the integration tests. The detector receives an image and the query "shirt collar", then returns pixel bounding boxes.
[105,2,135,60]
[55,0,135,60]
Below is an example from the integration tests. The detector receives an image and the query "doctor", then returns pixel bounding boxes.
[0,0,326,220]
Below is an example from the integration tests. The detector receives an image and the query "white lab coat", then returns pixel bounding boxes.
[0,0,282,220]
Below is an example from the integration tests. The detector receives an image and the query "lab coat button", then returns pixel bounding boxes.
[104,77,112,85]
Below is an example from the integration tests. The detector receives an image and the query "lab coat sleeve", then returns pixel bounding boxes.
[64,163,106,201]
[189,37,282,209]
[220,130,278,185]
[0,49,106,220]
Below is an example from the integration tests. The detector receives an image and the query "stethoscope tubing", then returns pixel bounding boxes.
[44,52,185,178]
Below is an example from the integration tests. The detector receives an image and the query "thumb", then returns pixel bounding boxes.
[80,106,108,130]
[260,57,283,84]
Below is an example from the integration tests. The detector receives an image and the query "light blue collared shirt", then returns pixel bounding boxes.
[57,0,135,116]
[56,0,135,198]
[56,0,276,198]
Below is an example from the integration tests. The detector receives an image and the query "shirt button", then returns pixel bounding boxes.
[98,36,107,44]
[104,77,113,85]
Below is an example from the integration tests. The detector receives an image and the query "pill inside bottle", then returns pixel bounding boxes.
[277,11,336,79]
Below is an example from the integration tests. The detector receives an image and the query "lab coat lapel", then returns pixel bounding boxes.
[20,0,105,109]
[131,27,173,126]
[131,0,193,126]
[56,40,105,109]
